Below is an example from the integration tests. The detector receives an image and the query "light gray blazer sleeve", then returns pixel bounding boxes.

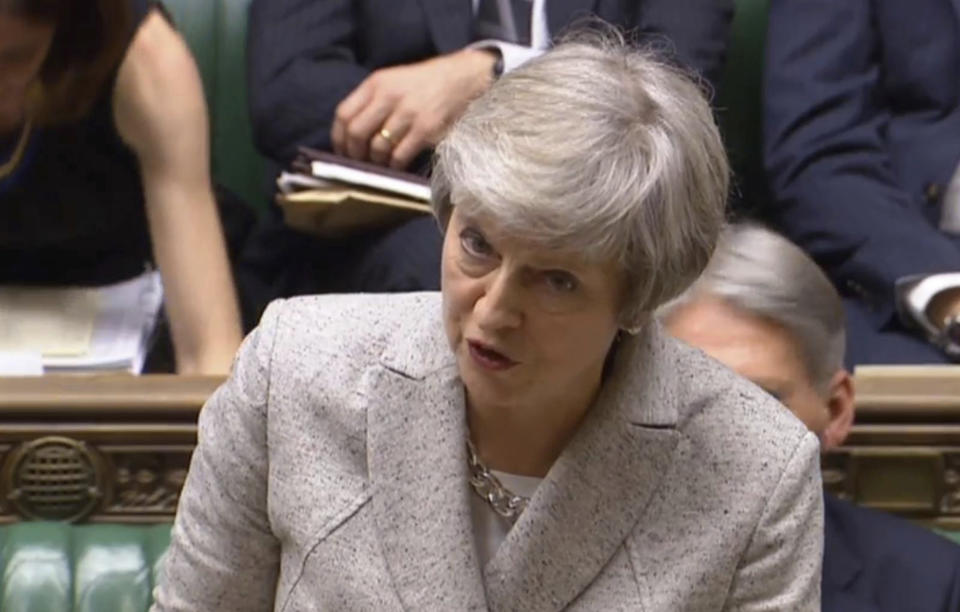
[724,431,824,611]
[151,301,285,612]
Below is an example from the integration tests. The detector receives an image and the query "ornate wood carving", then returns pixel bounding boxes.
[0,375,220,524]
[1,436,105,522]
[102,450,191,517]
[3,368,960,527]
[940,453,960,515]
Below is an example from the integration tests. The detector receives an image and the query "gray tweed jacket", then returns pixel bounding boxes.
[152,292,823,611]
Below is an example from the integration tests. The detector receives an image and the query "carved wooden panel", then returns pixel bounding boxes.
[825,366,960,529]
[0,375,220,524]
[2,368,960,527]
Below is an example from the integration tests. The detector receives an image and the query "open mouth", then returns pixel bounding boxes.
[467,340,518,371]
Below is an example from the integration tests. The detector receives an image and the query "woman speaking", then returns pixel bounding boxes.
[155,35,823,611]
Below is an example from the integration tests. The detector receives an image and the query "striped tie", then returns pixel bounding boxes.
[475,0,533,45]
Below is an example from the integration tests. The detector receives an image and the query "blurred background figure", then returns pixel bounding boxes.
[237,0,734,315]
[248,0,733,171]
[763,0,960,367]
[663,223,960,611]
[0,0,243,373]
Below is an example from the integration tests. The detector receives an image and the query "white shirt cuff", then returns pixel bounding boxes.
[896,272,960,337]
[468,40,544,74]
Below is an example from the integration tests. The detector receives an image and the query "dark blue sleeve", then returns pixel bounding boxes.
[945,556,960,612]
[247,0,370,165]
[627,0,734,91]
[763,0,960,327]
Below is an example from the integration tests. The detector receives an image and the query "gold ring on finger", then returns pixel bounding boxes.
[378,128,397,146]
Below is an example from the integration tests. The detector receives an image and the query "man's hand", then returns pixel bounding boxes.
[331,49,497,170]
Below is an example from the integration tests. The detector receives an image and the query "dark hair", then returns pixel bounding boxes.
[0,0,132,124]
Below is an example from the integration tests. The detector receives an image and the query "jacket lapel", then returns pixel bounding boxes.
[483,326,682,612]
[418,0,475,53]
[365,319,488,610]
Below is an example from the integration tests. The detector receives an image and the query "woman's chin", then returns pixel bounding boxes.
[459,361,522,405]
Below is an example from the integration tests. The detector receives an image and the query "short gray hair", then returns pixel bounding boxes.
[431,32,729,327]
[665,223,846,391]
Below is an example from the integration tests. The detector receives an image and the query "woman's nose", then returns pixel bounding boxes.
[474,270,523,332]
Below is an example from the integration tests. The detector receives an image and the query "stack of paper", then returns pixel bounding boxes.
[276,148,432,238]
[0,270,163,375]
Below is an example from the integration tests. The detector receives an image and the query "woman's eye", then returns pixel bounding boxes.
[544,271,578,293]
[459,229,493,258]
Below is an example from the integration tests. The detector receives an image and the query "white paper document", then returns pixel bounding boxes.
[0,351,43,376]
[277,171,333,194]
[0,271,163,374]
[310,160,432,201]
[0,288,98,355]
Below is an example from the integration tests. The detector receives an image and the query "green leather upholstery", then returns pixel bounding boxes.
[0,522,171,612]
[936,529,960,546]
[716,0,770,213]
[163,0,269,212]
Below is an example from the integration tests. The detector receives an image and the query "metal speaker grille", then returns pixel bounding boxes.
[5,437,103,522]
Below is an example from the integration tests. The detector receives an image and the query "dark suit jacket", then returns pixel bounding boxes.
[823,494,960,611]
[248,0,733,165]
[764,0,960,330]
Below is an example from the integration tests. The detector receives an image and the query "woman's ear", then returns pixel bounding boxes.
[821,369,855,451]
[619,306,652,336]
[619,322,644,336]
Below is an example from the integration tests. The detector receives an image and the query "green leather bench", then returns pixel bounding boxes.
[164,0,269,213]
[2,522,956,611]
[0,522,170,612]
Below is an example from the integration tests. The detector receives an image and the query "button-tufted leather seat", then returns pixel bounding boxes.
[0,522,171,612]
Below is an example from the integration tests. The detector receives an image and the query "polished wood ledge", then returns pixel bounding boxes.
[3,367,960,526]
[0,375,223,524]
[826,366,960,529]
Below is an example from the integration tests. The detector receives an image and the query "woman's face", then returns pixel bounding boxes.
[442,206,623,414]
[0,13,54,134]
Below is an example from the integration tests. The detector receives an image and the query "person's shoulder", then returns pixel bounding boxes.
[270,290,440,329]
[827,493,960,569]
[261,291,442,364]
[242,292,444,437]
[665,331,809,444]
[657,329,814,482]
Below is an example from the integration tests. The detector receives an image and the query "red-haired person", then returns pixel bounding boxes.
[0,0,241,373]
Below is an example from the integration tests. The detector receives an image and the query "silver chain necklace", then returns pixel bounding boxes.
[466,438,529,521]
